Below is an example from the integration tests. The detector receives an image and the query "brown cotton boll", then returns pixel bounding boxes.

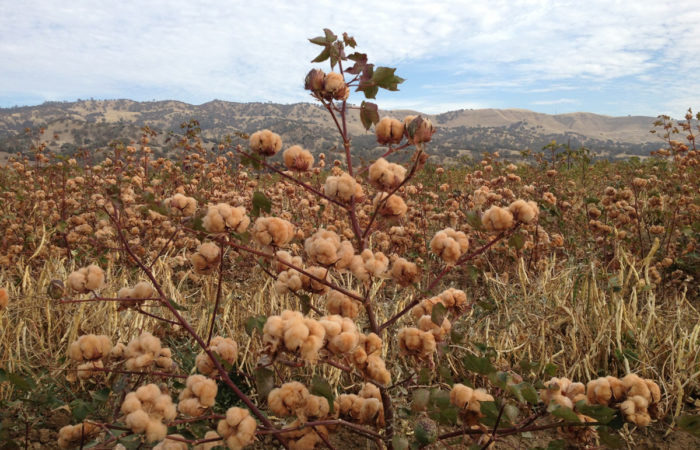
[324,172,363,203]
[368,157,406,190]
[191,377,218,406]
[543,191,557,205]
[178,398,203,417]
[358,383,381,401]
[482,206,514,232]
[349,254,369,281]
[153,434,188,450]
[389,256,421,287]
[411,297,440,320]
[326,290,360,318]
[365,354,391,385]
[77,360,104,379]
[508,199,539,224]
[301,266,330,294]
[283,145,314,171]
[194,431,221,450]
[121,393,142,414]
[450,384,474,409]
[65,268,89,294]
[375,118,404,145]
[69,334,112,361]
[417,315,451,341]
[165,193,197,216]
[551,394,574,409]
[304,229,341,265]
[360,249,389,278]
[622,374,651,401]
[274,250,303,272]
[304,395,331,419]
[359,398,383,424]
[319,317,342,338]
[110,343,126,359]
[282,319,309,352]
[645,379,661,403]
[363,333,383,356]
[125,408,150,433]
[145,420,168,443]
[323,72,348,100]
[57,423,100,449]
[250,129,282,157]
[131,281,156,299]
[300,335,324,363]
[334,240,355,270]
[398,327,436,358]
[252,217,295,247]
[0,288,8,309]
[374,192,408,218]
[331,331,360,354]
[430,228,469,265]
[203,203,250,234]
[275,270,303,294]
[191,242,221,274]
[439,288,467,310]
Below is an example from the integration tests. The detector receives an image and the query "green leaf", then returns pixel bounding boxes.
[508,232,525,250]
[166,298,187,311]
[677,414,700,437]
[70,399,91,421]
[411,388,430,412]
[518,382,539,405]
[359,101,379,131]
[372,66,405,91]
[429,389,451,408]
[417,368,432,385]
[504,404,520,423]
[431,302,447,326]
[575,400,617,425]
[5,372,33,391]
[548,404,580,423]
[310,375,335,414]
[244,315,267,336]
[255,367,275,401]
[342,32,357,48]
[598,426,623,448]
[251,191,272,218]
[463,353,496,375]
[392,435,409,450]
[479,401,507,427]
[311,46,331,64]
[91,387,110,403]
[584,197,600,204]
[323,28,337,43]
[543,363,558,377]
[299,294,312,315]
[308,36,327,46]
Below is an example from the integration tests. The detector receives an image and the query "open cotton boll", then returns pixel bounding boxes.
[125,332,172,371]
[57,422,100,449]
[190,242,221,274]
[508,199,539,224]
[326,290,360,318]
[417,315,451,342]
[389,256,421,287]
[196,336,238,376]
[121,384,176,443]
[178,375,218,417]
[68,334,112,362]
[164,193,197,216]
[430,228,469,265]
[482,206,514,232]
[283,145,314,171]
[323,72,349,100]
[217,407,257,450]
[373,192,407,218]
[66,264,106,294]
[368,157,405,190]
[203,203,250,234]
[153,434,188,450]
[252,217,295,247]
[324,172,364,203]
[398,327,436,359]
[249,129,282,157]
[194,431,221,450]
[375,118,404,146]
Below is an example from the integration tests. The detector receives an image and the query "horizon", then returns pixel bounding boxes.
[0,97,665,119]
[2,1,699,117]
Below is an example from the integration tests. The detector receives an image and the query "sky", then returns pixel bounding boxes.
[1,0,699,117]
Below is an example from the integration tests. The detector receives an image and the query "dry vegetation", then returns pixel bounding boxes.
[0,30,699,449]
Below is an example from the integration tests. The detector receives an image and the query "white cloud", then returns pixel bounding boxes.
[0,0,698,114]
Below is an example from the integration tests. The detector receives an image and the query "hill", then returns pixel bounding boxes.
[0,99,666,163]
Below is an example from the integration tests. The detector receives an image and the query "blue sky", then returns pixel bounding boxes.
[1,0,699,117]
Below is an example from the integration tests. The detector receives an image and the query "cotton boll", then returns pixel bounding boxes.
[194,431,221,450]
[398,327,436,359]
[153,434,188,450]
[203,203,250,234]
[283,145,314,171]
[252,217,295,247]
[190,242,221,274]
[125,408,150,433]
[164,193,197,216]
[508,199,539,224]
[368,157,405,190]
[334,240,355,270]
[145,420,168,443]
[417,315,451,341]
[250,129,282,156]
[323,72,349,100]
[375,118,404,146]
[85,265,106,291]
[482,206,514,232]
[301,266,330,294]
[324,172,364,203]
[450,384,473,409]
[373,192,407,218]
[403,115,435,144]
[389,256,420,287]
[326,290,360,318]
[430,228,469,265]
